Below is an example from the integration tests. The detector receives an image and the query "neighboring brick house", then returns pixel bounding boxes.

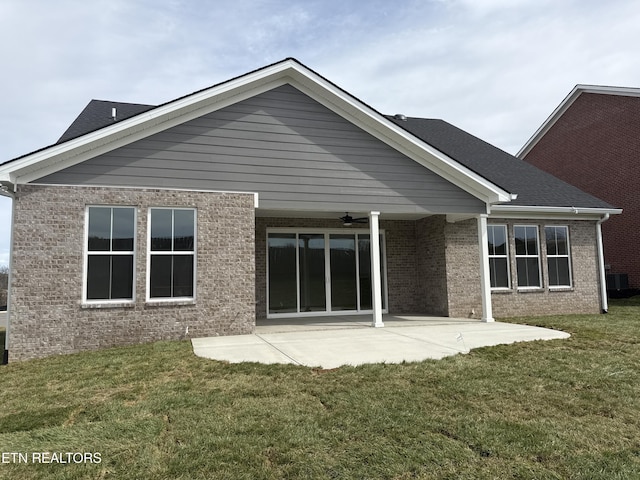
[0,59,620,362]
[519,85,639,289]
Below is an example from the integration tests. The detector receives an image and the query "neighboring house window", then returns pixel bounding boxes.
[487,225,510,289]
[86,206,135,301]
[546,226,572,288]
[514,225,541,288]
[148,208,196,299]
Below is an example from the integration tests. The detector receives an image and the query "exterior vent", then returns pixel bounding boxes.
[606,273,629,290]
[394,113,407,121]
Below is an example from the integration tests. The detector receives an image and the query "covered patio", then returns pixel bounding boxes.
[192,314,570,368]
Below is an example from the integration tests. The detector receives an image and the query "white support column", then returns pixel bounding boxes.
[477,214,495,322]
[369,211,384,327]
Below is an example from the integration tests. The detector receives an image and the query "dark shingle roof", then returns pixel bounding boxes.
[386,116,615,209]
[57,100,155,143]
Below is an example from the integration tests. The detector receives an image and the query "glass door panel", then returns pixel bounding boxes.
[358,235,372,310]
[357,234,386,310]
[330,234,357,311]
[299,234,326,312]
[268,234,297,314]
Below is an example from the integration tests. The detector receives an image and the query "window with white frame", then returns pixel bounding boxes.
[514,225,541,288]
[148,208,196,299]
[545,226,572,288]
[85,206,135,301]
[487,225,510,289]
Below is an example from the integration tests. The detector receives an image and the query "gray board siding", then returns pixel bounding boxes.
[36,85,485,215]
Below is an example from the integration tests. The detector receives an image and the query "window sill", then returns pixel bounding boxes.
[516,287,545,294]
[81,301,135,309]
[491,288,513,294]
[549,287,574,292]
[145,299,196,307]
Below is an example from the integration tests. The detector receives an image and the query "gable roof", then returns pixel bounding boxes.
[518,84,640,159]
[0,59,619,214]
[0,58,512,206]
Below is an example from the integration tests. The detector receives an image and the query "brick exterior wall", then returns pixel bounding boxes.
[256,216,602,320]
[416,216,448,316]
[9,184,255,362]
[441,218,602,318]
[255,217,425,319]
[523,93,640,288]
[488,219,601,317]
[444,219,483,318]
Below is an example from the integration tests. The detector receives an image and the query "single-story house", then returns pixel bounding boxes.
[518,85,640,290]
[0,58,620,362]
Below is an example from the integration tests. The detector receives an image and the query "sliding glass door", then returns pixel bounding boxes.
[267,230,386,316]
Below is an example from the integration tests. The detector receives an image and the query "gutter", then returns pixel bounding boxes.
[596,214,610,313]
[491,205,622,216]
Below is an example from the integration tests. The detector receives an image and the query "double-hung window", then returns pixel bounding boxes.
[545,226,572,288]
[514,225,541,288]
[148,208,196,300]
[487,225,510,289]
[85,206,135,301]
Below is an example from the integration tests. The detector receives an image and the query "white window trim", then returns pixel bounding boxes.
[487,224,511,291]
[146,207,197,303]
[82,205,137,305]
[514,225,543,290]
[266,228,389,318]
[545,225,573,289]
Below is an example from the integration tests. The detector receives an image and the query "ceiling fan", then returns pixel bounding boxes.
[340,212,368,226]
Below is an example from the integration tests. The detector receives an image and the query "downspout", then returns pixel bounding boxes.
[0,185,14,364]
[596,213,610,314]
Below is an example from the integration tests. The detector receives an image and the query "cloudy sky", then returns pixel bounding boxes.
[1,0,639,266]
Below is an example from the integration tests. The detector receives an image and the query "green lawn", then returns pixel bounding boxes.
[1,301,639,479]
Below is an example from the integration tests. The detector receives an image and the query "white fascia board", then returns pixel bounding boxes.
[287,66,512,204]
[517,84,640,159]
[490,204,622,220]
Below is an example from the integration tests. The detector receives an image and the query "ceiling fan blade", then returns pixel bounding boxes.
[339,213,369,225]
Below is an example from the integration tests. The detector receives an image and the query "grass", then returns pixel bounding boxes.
[0,301,639,479]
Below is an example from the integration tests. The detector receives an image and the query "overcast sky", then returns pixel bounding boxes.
[1,0,640,267]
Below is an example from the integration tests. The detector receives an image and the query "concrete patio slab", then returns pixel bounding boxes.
[192,315,570,369]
